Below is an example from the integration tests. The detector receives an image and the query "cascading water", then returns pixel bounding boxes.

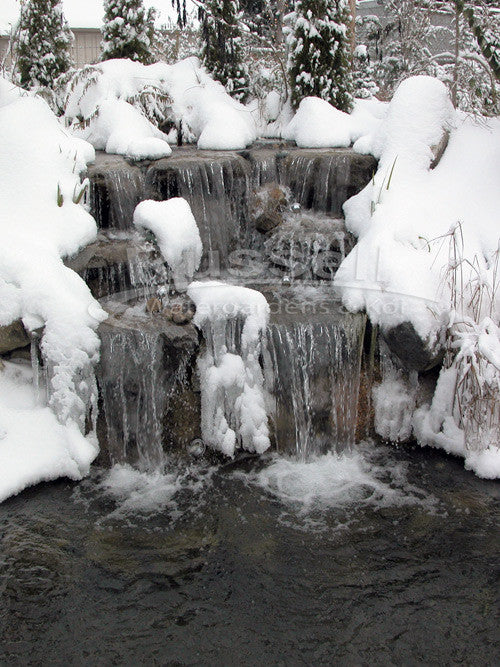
[264,293,366,460]
[90,164,146,231]
[85,147,377,467]
[146,155,252,267]
[98,313,197,471]
[283,151,365,215]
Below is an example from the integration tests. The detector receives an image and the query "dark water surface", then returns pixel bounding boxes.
[0,443,498,666]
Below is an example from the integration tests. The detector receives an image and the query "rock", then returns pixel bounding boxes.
[0,359,4,371]
[430,129,450,170]
[382,321,444,372]
[171,303,195,325]
[0,320,30,355]
[146,297,162,314]
[250,182,291,234]
[255,209,284,233]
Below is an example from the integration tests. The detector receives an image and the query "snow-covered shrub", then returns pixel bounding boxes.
[352,44,379,100]
[60,57,257,153]
[288,0,353,112]
[0,78,107,500]
[101,0,156,64]
[414,225,500,477]
[16,0,73,90]
[430,2,500,116]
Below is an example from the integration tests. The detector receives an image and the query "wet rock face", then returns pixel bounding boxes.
[382,321,444,372]
[0,321,30,355]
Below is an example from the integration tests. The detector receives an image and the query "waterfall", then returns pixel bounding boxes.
[282,152,355,215]
[264,308,366,460]
[146,156,251,267]
[90,166,146,231]
[98,316,197,471]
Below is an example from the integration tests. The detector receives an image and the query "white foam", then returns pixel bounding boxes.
[237,442,437,516]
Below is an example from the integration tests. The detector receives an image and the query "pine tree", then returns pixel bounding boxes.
[101,0,156,64]
[17,0,73,89]
[288,0,353,112]
[200,1,250,102]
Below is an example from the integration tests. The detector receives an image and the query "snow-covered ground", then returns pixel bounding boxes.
[0,77,105,500]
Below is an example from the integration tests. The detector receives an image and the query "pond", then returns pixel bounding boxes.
[0,442,497,665]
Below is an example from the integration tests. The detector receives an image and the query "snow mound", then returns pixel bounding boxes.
[0,362,98,503]
[188,281,270,457]
[63,57,257,154]
[283,97,352,148]
[78,99,172,160]
[133,198,202,291]
[335,75,500,477]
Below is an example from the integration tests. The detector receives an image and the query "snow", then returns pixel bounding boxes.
[0,78,105,502]
[333,75,500,477]
[77,99,172,160]
[283,97,352,148]
[0,361,98,503]
[187,281,270,457]
[64,57,257,154]
[133,198,202,291]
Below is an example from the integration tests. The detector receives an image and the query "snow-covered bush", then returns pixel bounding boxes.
[60,57,257,154]
[16,0,73,89]
[430,1,500,116]
[288,0,353,112]
[0,78,107,500]
[101,0,156,64]
[352,44,379,100]
[414,226,500,478]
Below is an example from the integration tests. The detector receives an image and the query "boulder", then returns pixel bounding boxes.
[382,321,444,372]
[250,183,291,233]
[0,320,30,355]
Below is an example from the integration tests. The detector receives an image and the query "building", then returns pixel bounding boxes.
[1,27,101,71]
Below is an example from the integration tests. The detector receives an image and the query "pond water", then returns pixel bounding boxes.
[0,442,498,665]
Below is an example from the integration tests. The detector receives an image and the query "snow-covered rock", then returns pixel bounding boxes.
[283,96,352,148]
[188,281,270,458]
[133,198,202,291]
[80,99,172,160]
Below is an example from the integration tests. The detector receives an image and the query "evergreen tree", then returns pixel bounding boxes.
[101,0,156,64]
[17,0,73,89]
[288,0,353,112]
[200,1,250,102]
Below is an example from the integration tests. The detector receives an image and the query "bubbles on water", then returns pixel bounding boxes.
[72,461,216,527]
[232,441,439,531]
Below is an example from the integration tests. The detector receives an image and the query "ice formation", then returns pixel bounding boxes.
[133,198,202,291]
[187,281,271,457]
